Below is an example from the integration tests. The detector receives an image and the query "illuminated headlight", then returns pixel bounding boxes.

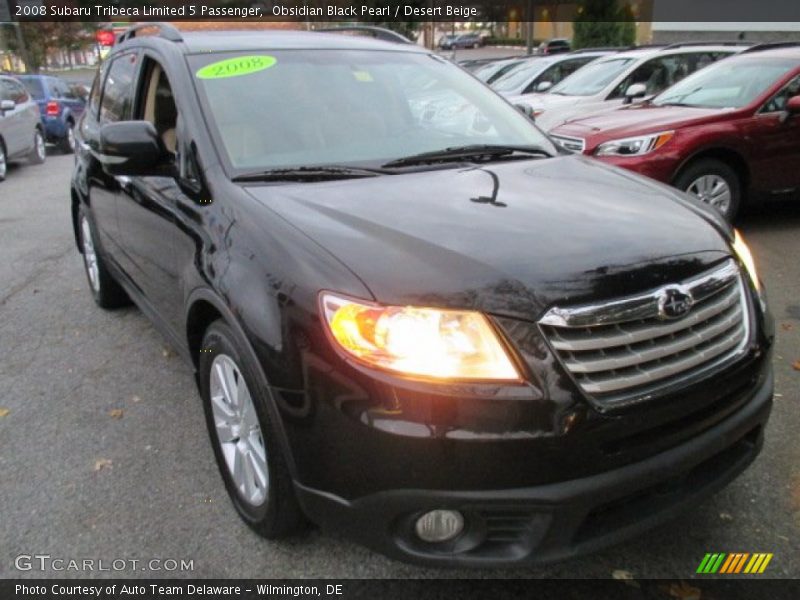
[320,293,521,382]
[595,131,674,157]
[732,229,760,291]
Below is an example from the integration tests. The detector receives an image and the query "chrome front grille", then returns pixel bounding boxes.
[539,260,749,403]
[550,134,586,153]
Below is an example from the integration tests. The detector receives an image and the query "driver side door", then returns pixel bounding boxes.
[114,54,190,332]
[745,74,800,194]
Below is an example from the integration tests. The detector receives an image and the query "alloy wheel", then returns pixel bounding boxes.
[80,216,100,293]
[209,354,269,506]
[686,174,732,216]
[35,131,46,161]
[0,146,6,180]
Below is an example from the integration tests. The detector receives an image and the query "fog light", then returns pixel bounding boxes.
[414,510,464,543]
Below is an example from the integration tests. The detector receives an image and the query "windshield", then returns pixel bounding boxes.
[491,58,548,93]
[654,57,798,109]
[190,50,556,173]
[549,57,634,96]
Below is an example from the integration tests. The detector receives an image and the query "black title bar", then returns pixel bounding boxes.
[4,0,800,23]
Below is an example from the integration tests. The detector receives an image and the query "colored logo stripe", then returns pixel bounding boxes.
[697,553,773,574]
[697,553,726,573]
[719,553,749,573]
[744,553,773,574]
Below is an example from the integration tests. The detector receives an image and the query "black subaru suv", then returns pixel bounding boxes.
[71,24,773,567]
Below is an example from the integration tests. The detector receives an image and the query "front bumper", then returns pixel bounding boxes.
[294,369,772,567]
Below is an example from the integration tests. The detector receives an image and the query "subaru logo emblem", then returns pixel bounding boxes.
[657,286,694,320]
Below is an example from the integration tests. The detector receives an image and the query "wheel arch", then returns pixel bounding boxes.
[70,187,82,252]
[185,287,300,478]
[672,147,750,193]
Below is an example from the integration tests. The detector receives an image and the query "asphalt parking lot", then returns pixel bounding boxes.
[0,150,798,581]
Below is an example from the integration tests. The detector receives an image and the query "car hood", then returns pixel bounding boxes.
[552,104,735,143]
[245,156,731,320]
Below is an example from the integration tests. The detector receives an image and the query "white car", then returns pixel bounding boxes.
[491,50,616,98]
[510,43,748,131]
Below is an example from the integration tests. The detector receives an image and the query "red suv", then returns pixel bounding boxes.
[549,45,800,221]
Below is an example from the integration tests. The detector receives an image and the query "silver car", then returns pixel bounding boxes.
[510,44,748,131]
[0,75,46,182]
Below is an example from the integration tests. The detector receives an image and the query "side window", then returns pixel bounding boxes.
[609,57,676,99]
[87,71,103,119]
[0,80,10,103]
[529,58,591,93]
[136,58,179,155]
[100,52,139,124]
[760,75,800,113]
[6,81,29,103]
[55,80,76,100]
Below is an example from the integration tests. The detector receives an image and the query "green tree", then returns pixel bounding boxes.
[573,0,636,49]
[6,23,57,72]
[619,3,637,47]
[6,22,95,72]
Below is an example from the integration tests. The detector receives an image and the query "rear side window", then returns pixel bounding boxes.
[53,79,77,100]
[20,78,44,100]
[100,52,139,123]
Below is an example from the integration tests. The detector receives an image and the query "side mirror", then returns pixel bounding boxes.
[786,96,800,114]
[515,103,535,121]
[623,83,647,105]
[536,81,553,93]
[0,99,15,114]
[98,121,173,177]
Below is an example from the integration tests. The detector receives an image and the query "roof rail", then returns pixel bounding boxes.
[116,22,183,45]
[315,26,412,45]
[741,41,800,53]
[662,40,753,50]
[569,46,635,54]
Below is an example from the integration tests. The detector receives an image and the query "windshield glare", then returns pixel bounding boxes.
[549,57,633,96]
[190,50,555,172]
[654,58,797,109]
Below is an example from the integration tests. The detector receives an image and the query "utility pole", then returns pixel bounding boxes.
[13,23,31,72]
[525,0,534,56]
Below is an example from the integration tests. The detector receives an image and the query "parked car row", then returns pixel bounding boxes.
[471,41,800,221]
[0,74,46,182]
[0,72,87,183]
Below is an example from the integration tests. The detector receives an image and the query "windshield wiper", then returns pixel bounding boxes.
[232,165,385,183]
[381,144,553,168]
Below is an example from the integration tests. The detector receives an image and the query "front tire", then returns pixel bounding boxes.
[199,320,304,539]
[28,128,46,164]
[0,141,7,182]
[675,158,742,222]
[77,205,130,309]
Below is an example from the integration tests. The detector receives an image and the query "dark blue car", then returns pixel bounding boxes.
[17,75,85,153]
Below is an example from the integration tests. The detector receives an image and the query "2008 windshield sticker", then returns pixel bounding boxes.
[196,56,277,80]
